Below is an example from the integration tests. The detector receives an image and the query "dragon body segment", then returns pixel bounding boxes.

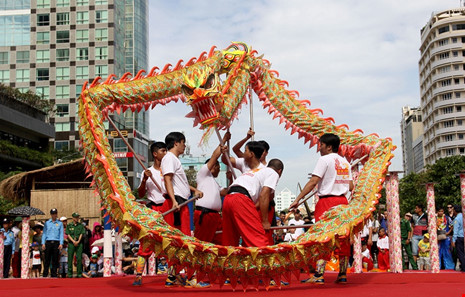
[78,43,394,287]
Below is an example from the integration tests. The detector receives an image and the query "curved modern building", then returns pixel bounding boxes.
[419,8,465,165]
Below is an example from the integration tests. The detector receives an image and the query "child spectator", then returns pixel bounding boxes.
[59,242,68,278]
[30,242,42,278]
[82,255,102,278]
[418,233,431,270]
[361,243,374,271]
[377,228,390,271]
[157,257,168,274]
[284,225,299,242]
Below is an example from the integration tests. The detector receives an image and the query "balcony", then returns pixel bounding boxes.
[435,126,465,135]
[430,42,463,56]
[431,56,464,69]
[432,84,459,96]
[431,70,463,82]
[437,140,464,150]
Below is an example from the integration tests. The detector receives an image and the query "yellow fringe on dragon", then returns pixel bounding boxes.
[78,42,395,288]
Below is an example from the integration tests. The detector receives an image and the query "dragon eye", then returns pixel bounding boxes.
[204,74,216,89]
[181,85,194,96]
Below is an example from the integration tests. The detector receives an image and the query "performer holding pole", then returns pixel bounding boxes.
[290,133,353,285]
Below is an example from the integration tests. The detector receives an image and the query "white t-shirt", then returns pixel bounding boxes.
[284,233,299,242]
[161,152,190,199]
[371,219,380,241]
[139,166,166,204]
[360,219,373,237]
[312,153,352,197]
[377,236,389,249]
[231,167,279,203]
[362,248,371,259]
[234,157,266,173]
[288,218,305,237]
[31,250,41,265]
[195,164,222,211]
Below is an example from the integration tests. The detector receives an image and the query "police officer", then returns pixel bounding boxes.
[41,208,64,277]
[66,212,85,278]
[1,218,15,278]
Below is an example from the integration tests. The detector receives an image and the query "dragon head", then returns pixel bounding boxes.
[182,65,222,126]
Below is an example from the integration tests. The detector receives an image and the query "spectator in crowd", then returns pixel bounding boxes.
[436,207,454,269]
[32,223,43,251]
[60,216,68,242]
[82,255,102,278]
[90,222,104,252]
[360,217,373,247]
[273,217,286,244]
[123,249,138,275]
[379,211,388,234]
[418,233,431,271]
[66,212,85,278]
[451,205,465,272]
[82,220,92,257]
[411,204,428,263]
[11,216,22,278]
[59,241,68,278]
[377,228,390,271]
[284,225,299,242]
[288,209,305,237]
[361,243,374,271]
[157,257,168,274]
[41,208,64,278]
[1,218,15,278]
[446,204,457,266]
[30,242,42,278]
[279,211,288,226]
[400,212,418,270]
[370,215,380,263]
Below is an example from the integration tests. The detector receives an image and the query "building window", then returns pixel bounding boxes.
[16,51,29,63]
[0,70,9,83]
[95,0,108,4]
[439,65,450,73]
[443,107,453,114]
[54,141,69,150]
[441,79,451,87]
[56,67,70,80]
[16,69,29,82]
[445,135,455,142]
[453,37,458,43]
[456,92,461,98]
[76,48,88,60]
[95,46,108,59]
[95,28,108,41]
[438,39,448,46]
[95,65,108,77]
[36,86,49,99]
[56,0,70,7]
[76,66,89,79]
[455,78,461,84]
[442,93,452,100]
[444,120,454,128]
[77,0,89,5]
[439,52,449,60]
[56,48,70,61]
[56,104,69,117]
[458,119,463,125]
[76,84,83,96]
[76,29,89,42]
[76,12,89,24]
[37,32,50,44]
[459,134,464,140]
[453,51,458,57]
[36,68,49,81]
[57,13,70,25]
[37,14,50,26]
[55,122,71,132]
[37,0,51,8]
[439,25,450,34]
[454,64,459,70]
[460,148,465,154]
[96,10,108,23]
[0,52,8,64]
[453,24,465,30]
[446,148,455,156]
[457,106,462,112]
[56,31,70,43]
[56,85,70,99]
[36,50,50,62]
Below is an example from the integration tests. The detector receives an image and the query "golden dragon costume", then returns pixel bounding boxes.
[78,42,395,289]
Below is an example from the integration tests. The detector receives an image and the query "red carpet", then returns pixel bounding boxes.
[0,272,464,297]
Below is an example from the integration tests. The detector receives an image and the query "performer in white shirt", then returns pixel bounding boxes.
[290,133,354,285]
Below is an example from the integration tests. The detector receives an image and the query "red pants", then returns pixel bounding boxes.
[222,193,268,247]
[12,251,20,278]
[378,249,390,270]
[165,199,190,236]
[315,196,351,257]
[193,210,222,243]
[265,206,275,245]
[362,257,374,271]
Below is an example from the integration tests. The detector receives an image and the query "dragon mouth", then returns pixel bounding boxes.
[191,97,219,125]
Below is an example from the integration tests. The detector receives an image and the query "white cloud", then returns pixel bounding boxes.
[146,0,456,197]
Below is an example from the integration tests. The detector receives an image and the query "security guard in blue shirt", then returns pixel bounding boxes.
[1,218,15,278]
[41,208,64,277]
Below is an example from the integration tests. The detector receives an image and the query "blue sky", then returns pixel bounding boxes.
[146,0,458,195]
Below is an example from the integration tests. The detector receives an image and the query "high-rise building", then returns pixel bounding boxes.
[275,188,297,213]
[0,0,149,188]
[400,106,424,174]
[419,8,465,166]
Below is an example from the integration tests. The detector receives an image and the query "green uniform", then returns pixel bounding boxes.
[66,221,86,277]
[400,218,418,270]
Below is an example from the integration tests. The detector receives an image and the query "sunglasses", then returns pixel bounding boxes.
[447,206,453,209]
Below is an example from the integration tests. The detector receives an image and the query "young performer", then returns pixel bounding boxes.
[133,142,168,286]
[290,133,353,285]
[161,132,205,288]
[194,144,228,243]
[222,141,283,247]
[231,128,269,168]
